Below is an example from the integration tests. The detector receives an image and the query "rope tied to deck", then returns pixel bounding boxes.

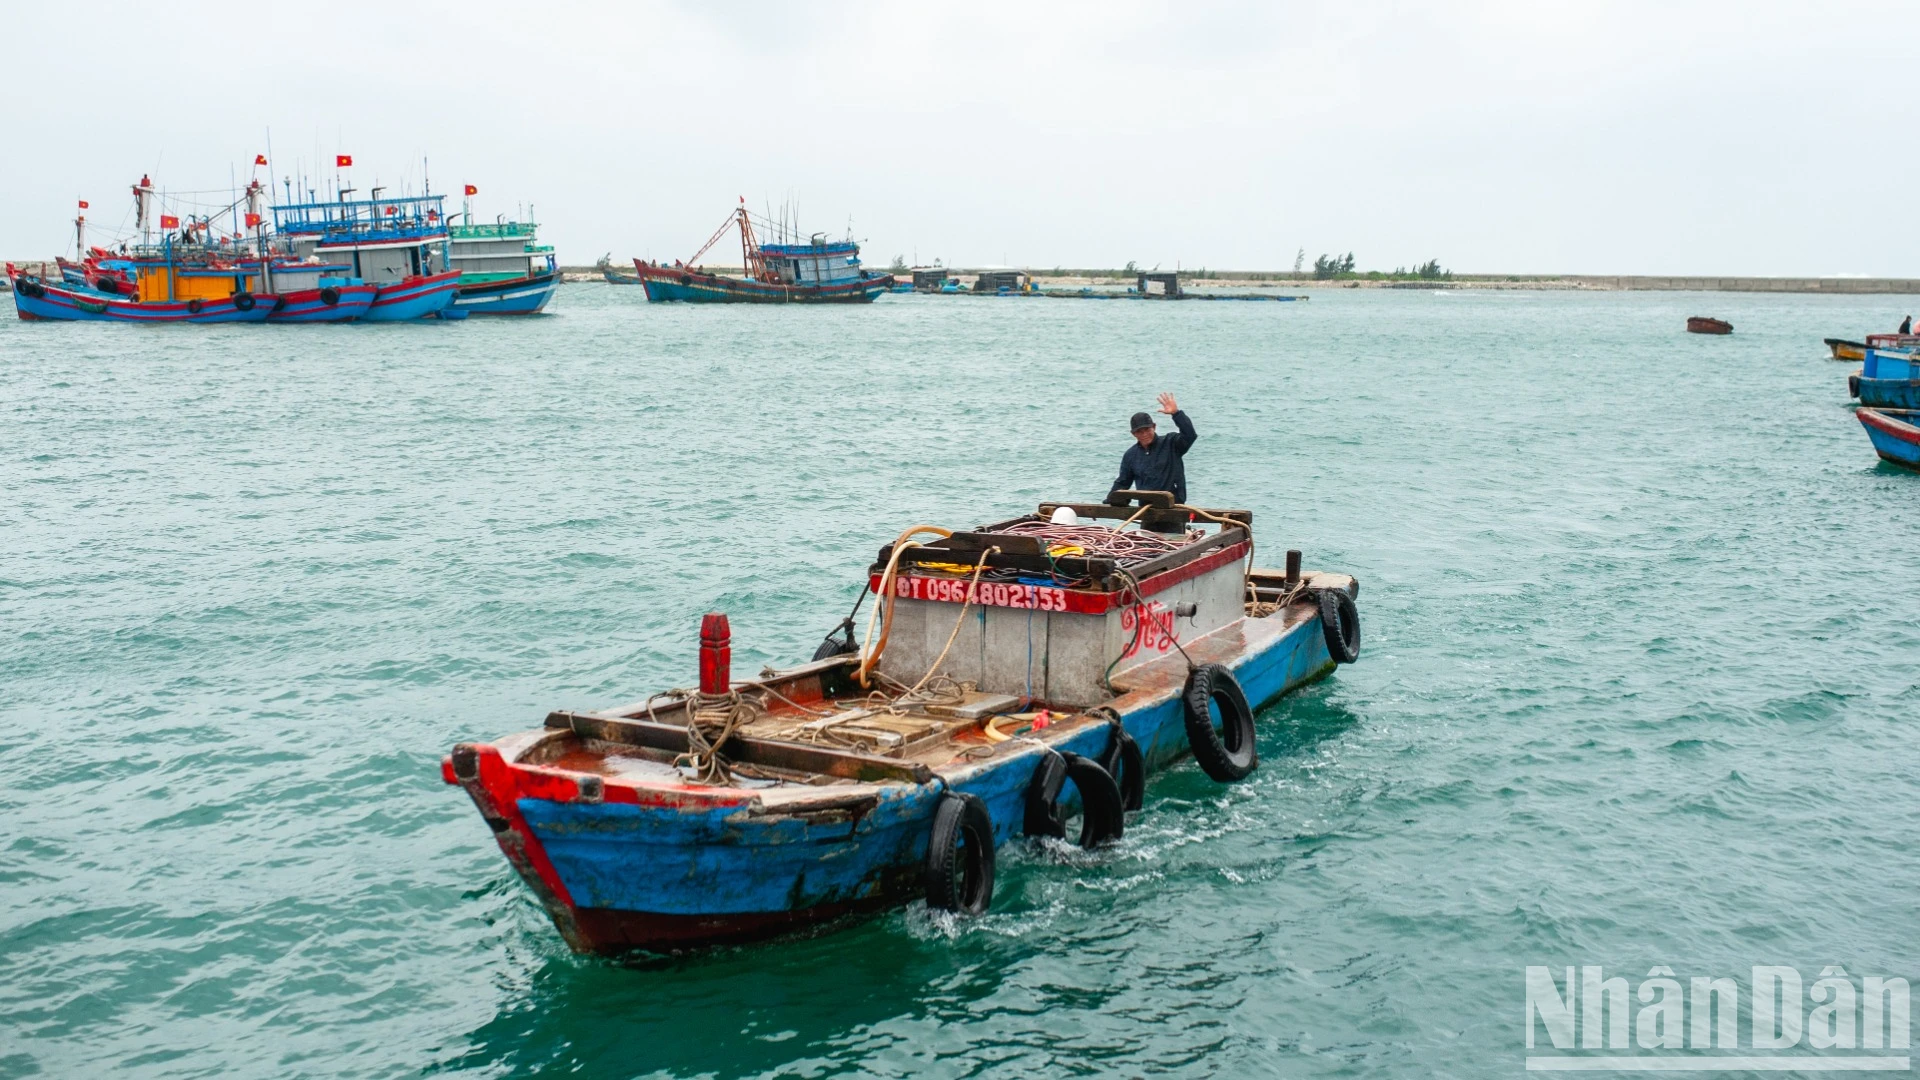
[660,688,767,785]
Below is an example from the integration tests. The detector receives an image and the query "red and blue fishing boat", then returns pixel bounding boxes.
[445,492,1362,954]
[631,201,892,304]
[1856,408,1920,470]
[7,265,270,323]
[272,190,461,321]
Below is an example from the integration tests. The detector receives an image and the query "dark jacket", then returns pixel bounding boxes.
[1110,410,1197,503]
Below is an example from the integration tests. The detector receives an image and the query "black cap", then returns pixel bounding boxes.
[1129,411,1154,432]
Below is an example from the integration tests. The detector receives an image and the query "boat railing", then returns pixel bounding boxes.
[449,222,539,241]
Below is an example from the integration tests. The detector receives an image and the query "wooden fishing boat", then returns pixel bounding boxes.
[1851,344,1920,409]
[631,201,892,304]
[1826,338,1868,362]
[447,215,559,315]
[7,266,270,323]
[596,254,641,285]
[1856,408,1920,470]
[446,493,1362,954]
[1687,316,1733,335]
[274,192,461,320]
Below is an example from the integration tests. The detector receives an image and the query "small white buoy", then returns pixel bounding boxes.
[1049,506,1079,526]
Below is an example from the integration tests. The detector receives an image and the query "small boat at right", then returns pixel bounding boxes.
[1848,341,1920,409]
[1855,408,1920,470]
[1687,316,1733,335]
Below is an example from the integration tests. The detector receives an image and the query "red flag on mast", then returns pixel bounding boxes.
[463,184,477,196]
[159,214,180,229]
[78,200,89,209]
[336,154,352,167]
[254,154,268,166]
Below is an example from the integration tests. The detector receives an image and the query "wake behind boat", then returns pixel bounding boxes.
[632,201,892,303]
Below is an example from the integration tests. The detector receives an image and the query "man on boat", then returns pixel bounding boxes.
[1109,393,1197,524]
[1901,315,1912,335]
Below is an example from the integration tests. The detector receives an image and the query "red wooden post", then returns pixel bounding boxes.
[698,613,731,694]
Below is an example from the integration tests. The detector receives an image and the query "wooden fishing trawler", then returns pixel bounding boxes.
[1827,338,1869,362]
[272,189,460,320]
[631,201,893,303]
[1849,340,1920,409]
[446,203,559,315]
[445,491,1362,954]
[1687,316,1733,335]
[9,175,382,323]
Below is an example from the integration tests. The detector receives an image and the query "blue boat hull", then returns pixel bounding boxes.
[1858,408,1920,470]
[468,602,1339,952]
[1854,377,1920,409]
[360,272,462,321]
[634,261,891,304]
[10,279,270,323]
[1855,348,1920,409]
[265,285,377,323]
[450,271,559,315]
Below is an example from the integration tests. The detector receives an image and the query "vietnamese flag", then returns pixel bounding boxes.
[244,212,262,228]
[336,154,352,167]
[78,199,89,209]
[464,184,477,196]
[160,214,180,229]
[254,154,268,166]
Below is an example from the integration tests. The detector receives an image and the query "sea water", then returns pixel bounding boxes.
[4,286,1918,1077]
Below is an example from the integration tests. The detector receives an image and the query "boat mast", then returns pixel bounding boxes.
[73,207,86,260]
[133,175,154,247]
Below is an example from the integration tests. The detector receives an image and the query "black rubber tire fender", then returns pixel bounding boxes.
[231,291,255,312]
[1849,374,1860,399]
[271,296,288,314]
[1058,753,1125,847]
[1024,750,1068,838]
[19,279,46,298]
[185,299,204,314]
[925,791,994,914]
[1098,722,1146,813]
[1183,663,1258,782]
[319,286,341,306]
[94,277,119,295]
[1320,589,1361,664]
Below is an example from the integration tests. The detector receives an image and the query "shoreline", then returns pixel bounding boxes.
[559,265,1920,294]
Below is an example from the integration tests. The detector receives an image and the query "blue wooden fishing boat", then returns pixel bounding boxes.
[7,267,271,322]
[631,202,892,304]
[1856,408,1920,470]
[1849,343,1920,409]
[597,254,641,285]
[446,212,559,315]
[445,493,1362,954]
[273,191,461,320]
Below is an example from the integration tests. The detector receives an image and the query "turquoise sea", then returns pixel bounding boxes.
[4,285,1918,1077]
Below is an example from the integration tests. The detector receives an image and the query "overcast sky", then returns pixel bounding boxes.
[4,2,1915,275]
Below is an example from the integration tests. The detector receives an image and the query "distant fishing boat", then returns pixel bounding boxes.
[1826,338,1868,361]
[272,190,461,321]
[1856,408,1920,470]
[446,208,559,315]
[1687,316,1733,335]
[631,201,892,304]
[596,254,641,285]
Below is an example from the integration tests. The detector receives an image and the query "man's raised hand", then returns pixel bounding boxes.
[1157,392,1178,415]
